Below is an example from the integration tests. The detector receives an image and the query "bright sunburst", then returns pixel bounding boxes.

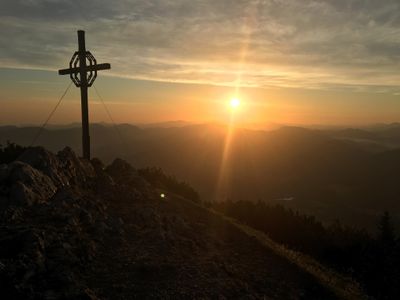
[230,98,240,108]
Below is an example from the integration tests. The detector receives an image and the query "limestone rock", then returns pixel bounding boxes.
[0,146,151,299]
[17,146,95,188]
[7,161,56,206]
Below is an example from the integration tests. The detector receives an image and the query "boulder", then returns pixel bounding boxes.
[18,147,64,186]
[17,146,96,188]
[106,158,149,189]
[105,158,136,180]
[57,147,96,187]
[7,162,56,206]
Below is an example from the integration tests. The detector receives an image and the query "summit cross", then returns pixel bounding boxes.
[58,30,111,160]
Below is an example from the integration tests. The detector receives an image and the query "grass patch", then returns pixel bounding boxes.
[211,209,368,300]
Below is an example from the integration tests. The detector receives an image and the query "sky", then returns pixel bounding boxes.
[1,0,400,128]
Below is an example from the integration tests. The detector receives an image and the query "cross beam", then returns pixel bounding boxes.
[58,63,111,75]
[58,30,111,160]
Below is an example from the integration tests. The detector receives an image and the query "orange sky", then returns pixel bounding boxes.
[2,1,400,128]
[1,67,399,129]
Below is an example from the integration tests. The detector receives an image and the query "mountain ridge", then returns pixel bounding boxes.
[1,123,400,229]
[0,146,365,299]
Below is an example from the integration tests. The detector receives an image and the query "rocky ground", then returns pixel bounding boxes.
[0,147,340,299]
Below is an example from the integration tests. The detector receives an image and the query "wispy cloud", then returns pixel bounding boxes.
[1,0,400,91]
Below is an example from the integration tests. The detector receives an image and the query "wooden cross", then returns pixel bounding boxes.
[58,30,111,160]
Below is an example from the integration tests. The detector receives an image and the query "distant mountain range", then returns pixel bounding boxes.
[1,122,400,229]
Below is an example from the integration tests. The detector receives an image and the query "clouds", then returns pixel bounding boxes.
[1,0,400,91]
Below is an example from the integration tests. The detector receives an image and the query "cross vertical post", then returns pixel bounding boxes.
[77,30,90,160]
[58,30,111,160]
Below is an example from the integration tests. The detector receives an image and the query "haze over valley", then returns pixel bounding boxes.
[2,122,400,230]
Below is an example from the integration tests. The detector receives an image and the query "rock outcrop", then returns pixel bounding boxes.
[0,147,129,299]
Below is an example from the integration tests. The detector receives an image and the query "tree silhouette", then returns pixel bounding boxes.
[212,201,400,299]
[378,211,396,247]
[0,142,26,164]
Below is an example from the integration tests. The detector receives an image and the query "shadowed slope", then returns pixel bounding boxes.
[87,164,365,299]
[0,146,365,299]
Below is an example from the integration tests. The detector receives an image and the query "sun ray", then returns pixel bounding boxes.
[215,4,258,201]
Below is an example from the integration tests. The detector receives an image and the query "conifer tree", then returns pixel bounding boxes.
[378,211,396,247]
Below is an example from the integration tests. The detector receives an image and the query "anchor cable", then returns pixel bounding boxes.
[93,85,118,129]
[93,84,132,157]
[29,81,73,147]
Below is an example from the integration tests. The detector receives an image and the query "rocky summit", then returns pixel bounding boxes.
[0,147,341,299]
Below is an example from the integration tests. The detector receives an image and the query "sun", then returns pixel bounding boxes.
[230,98,240,108]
